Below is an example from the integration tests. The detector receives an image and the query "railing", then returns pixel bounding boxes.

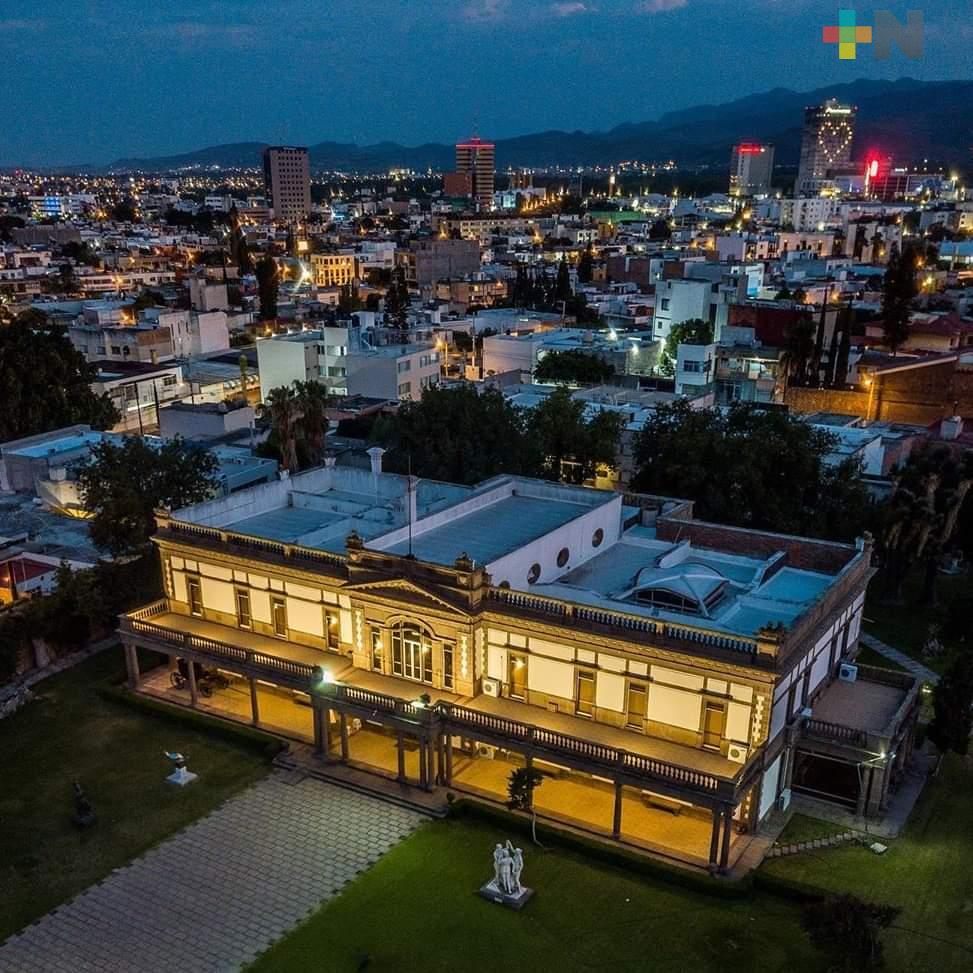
[122,607,751,799]
[166,520,347,569]
[441,702,727,795]
[486,587,757,655]
[121,613,321,686]
[803,717,868,748]
[855,663,917,691]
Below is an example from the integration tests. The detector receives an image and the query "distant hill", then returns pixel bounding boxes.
[107,78,973,173]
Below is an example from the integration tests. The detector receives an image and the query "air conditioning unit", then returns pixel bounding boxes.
[778,788,792,813]
[727,742,749,764]
[799,706,813,719]
[839,662,859,683]
[482,677,501,697]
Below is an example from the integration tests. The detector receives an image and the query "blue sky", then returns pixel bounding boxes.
[1,0,970,165]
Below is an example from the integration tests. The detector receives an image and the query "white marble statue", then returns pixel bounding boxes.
[507,841,524,896]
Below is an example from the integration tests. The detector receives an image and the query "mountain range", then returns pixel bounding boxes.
[108,78,973,173]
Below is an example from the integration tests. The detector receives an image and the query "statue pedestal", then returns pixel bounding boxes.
[166,767,198,787]
[478,879,534,911]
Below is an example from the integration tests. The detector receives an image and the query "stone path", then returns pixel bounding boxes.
[859,632,939,684]
[0,772,425,973]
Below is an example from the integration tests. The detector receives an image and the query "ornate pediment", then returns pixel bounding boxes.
[342,577,470,617]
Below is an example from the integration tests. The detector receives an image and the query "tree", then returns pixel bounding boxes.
[648,218,671,241]
[877,446,973,602]
[255,254,280,321]
[384,265,410,337]
[0,312,119,441]
[110,198,138,223]
[780,315,817,388]
[928,652,973,755]
[377,385,540,485]
[528,387,622,484]
[507,766,546,845]
[802,894,899,972]
[632,401,873,542]
[881,243,918,354]
[293,380,332,468]
[549,258,572,308]
[660,318,714,375]
[228,206,254,276]
[576,242,594,284]
[78,438,219,556]
[534,349,614,386]
[264,385,300,474]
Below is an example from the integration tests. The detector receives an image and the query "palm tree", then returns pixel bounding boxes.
[780,316,817,390]
[293,380,331,468]
[264,386,299,474]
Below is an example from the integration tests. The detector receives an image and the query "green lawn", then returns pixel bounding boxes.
[774,814,856,846]
[863,572,968,675]
[0,648,272,942]
[761,754,973,973]
[250,816,825,973]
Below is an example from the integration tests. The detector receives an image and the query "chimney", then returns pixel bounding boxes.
[940,416,963,441]
[366,446,385,477]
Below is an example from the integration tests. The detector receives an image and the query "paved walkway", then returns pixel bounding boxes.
[859,631,940,684]
[0,772,425,973]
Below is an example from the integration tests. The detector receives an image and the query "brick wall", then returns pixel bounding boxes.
[656,516,859,574]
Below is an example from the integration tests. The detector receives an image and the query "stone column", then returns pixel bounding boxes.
[396,731,407,783]
[425,737,435,792]
[187,658,198,707]
[855,765,873,818]
[313,706,324,755]
[418,739,428,790]
[249,677,260,727]
[444,733,453,786]
[719,805,733,873]
[124,644,140,689]
[320,706,331,756]
[612,781,623,839]
[339,713,349,761]
[709,806,722,870]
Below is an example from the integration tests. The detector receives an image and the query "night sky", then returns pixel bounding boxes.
[2,0,970,166]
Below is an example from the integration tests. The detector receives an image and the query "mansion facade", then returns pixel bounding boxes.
[121,459,919,873]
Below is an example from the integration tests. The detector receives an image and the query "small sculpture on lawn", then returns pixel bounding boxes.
[71,780,96,829]
[164,750,198,787]
[480,839,532,909]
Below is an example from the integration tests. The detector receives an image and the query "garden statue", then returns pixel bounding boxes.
[71,780,96,829]
[164,750,198,787]
[480,839,532,909]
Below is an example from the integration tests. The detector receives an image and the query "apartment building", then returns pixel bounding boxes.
[310,253,358,288]
[120,466,918,873]
[256,327,440,402]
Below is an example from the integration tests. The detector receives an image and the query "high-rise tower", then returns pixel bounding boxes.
[262,146,311,223]
[796,100,856,195]
[454,136,495,212]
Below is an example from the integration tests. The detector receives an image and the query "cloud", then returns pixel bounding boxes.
[549,2,592,16]
[635,0,688,13]
[148,21,258,46]
[0,19,47,31]
[462,0,510,22]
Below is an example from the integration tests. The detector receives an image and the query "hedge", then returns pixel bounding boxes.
[99,685,288,760]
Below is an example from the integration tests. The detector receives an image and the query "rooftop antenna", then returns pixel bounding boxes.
[407,452,414,558]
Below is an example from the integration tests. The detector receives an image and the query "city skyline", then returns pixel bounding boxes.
[1,0,971,166]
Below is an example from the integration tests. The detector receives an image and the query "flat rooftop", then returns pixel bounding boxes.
[171,466,858,642]
[812,678,907,733]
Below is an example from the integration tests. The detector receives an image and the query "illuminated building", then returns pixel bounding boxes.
[796,100,857,195]
[453,135,496,212]
[119,466,919,873]
[262,146,311,224]
[729,143,775,197]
